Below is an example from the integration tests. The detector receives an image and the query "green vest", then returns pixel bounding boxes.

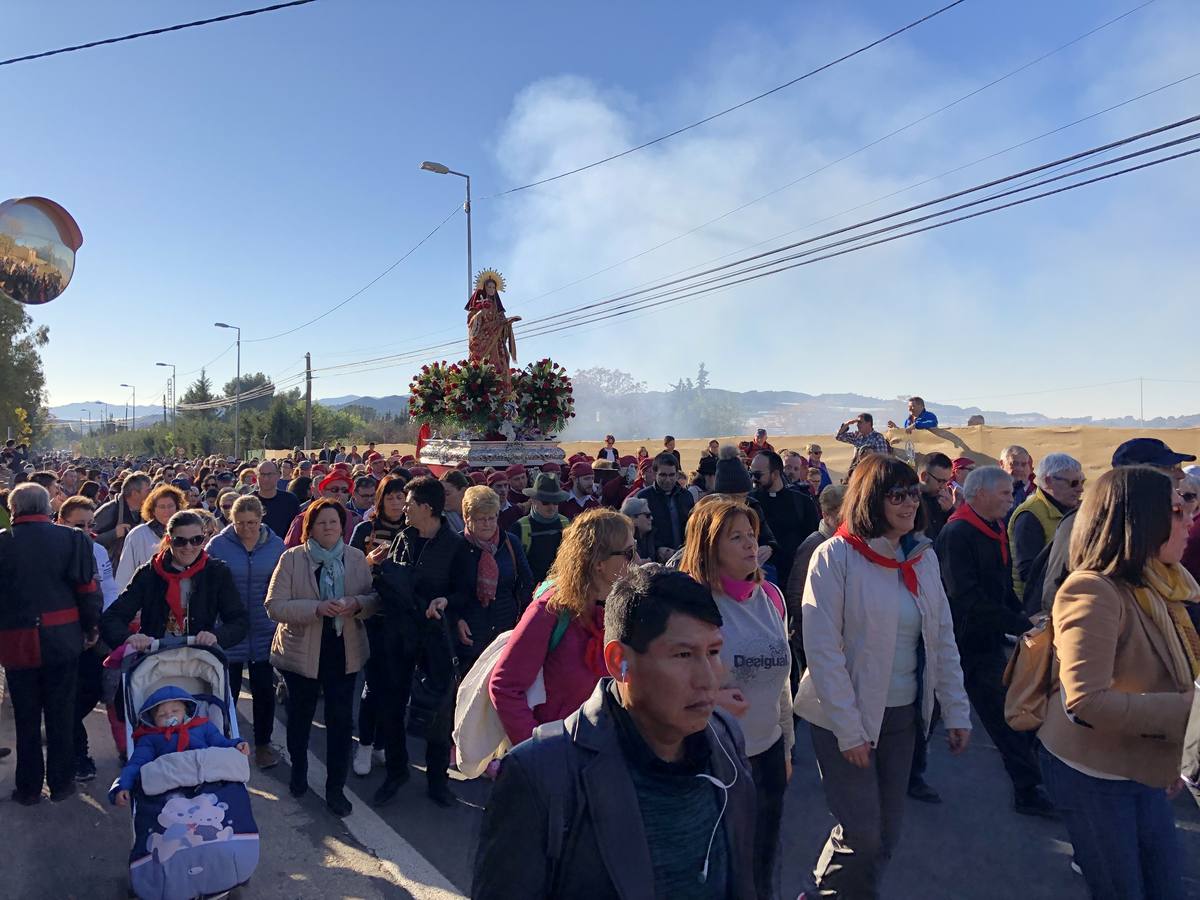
[1007,488,1065,599]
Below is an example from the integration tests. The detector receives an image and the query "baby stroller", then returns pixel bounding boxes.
[118,637,260,900]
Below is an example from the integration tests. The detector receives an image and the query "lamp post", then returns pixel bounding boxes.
[119,384,136,431]
[156,361,177,427]
[420,160,472,300]
[214,323,242,459]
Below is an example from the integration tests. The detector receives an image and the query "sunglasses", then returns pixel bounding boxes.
[325,486,350,495]
[1179,491,1198,504]
[885,486,922,505]
[609,546,637,562]
[170,534,207,548]
[1049,475,1085,489]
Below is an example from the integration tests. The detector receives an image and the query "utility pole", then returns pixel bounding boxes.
[304,352,313,452]
[163,394,168,426]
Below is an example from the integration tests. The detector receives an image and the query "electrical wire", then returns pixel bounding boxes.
[512,0,1162,309]
[242,205,461,343]
[0,0,323,68]
[480,0,972,199]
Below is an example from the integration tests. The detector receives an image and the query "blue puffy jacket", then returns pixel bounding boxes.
[206,524,285,664]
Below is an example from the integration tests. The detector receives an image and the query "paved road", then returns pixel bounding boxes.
[5,677,1200,898]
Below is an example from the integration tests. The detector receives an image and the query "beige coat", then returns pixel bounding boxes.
[265,544,379,679]
[1039,570,1192,788]
[794,534,972,751]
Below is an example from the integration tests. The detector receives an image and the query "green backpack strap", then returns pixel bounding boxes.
[548,610,571,653]
[518,517,533,553]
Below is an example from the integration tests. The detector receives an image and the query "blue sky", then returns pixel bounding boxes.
[6,0,1199,421]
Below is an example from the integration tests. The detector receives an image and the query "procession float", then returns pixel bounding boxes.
[409,269,573,473]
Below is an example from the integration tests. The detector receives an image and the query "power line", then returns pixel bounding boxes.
[481,0,971,199]
[243,205,461,343]
[313,115,1200,376]
[513,0,1162,310]
[0,0,323,68]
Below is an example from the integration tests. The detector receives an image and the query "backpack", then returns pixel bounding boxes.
[453,603,571,778]
[517,515,568,554]
[1002,615,1057,731]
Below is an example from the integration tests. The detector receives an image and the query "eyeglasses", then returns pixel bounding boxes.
[170,534,207,548]
[924,471,950,487]
[885,486,922,505]
[609,546,637,561]
[1048,475,1085,489]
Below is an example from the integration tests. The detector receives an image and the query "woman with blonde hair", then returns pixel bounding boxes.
[489,507,635,746]
[679,497,792,900]
[452,485,533,671]
[115,483,186,590]
[1040,466,1196,898]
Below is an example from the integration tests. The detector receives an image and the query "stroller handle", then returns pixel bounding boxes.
[149,635,197,653]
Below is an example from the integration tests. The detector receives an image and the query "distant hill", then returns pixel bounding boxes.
[320,395,409,417]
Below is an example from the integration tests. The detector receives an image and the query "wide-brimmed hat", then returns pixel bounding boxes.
[524,472,570,503]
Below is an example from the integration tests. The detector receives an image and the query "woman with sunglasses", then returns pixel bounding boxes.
[1040,467,1197,899]
[114,484,186,592]
[795,455,971,898]
[678,496,793,900]
[101,510,248,654]
[489,507,635,747]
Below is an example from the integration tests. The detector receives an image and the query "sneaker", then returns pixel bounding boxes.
[906,778,941,804]
[74,756,97,783]
[353,743,373,776]
[254,745,279,770]
[1014,786,1058,820]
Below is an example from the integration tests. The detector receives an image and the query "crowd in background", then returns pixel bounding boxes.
[4,412,1200,899]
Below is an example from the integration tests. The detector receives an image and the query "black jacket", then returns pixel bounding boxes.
[750,485,818,586]
[453,534,534,658]
[935,517,1031,657]
[636,484,695,555]
[473,680,757,900]
[375,519,473,644]
[0,519,102,667]
[100,554,248,650]
[93,495,144,564]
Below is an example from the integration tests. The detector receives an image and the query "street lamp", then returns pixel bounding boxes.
[119,383,136,431]
[213,323,241,459]
[420,160,472,300]
[156,361,177,426]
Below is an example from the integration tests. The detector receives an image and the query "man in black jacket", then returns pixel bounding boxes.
[373,476,473,808]
[637,452,695,563]
[0,483,102,804]
[474,565,757,900]
[93,472,151,566]
[935,466,1051,818]
[750,450,818,589]
[919,452,954,540]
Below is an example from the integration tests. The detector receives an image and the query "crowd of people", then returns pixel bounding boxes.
[3,421,1200,899]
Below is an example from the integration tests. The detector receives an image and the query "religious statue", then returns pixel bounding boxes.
[465,268,521,389]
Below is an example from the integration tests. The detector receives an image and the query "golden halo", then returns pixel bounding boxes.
[474,268,507,293]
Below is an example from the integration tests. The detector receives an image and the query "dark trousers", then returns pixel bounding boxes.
[73,647,104,759]
[281,631,355,795]
[382,622,452,787]
[228,660,276,747]
[810,704,917,900]
[7,662,78,797]
[908,701,940,786]
[749,735,787,900]
[962,647,1041,792]
[357,617,387,747]
[1040,748,1183,900]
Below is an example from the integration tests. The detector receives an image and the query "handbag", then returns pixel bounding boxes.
[1002,614,1057,731]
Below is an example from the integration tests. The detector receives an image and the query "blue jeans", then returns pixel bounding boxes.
[1039,747,1183,899]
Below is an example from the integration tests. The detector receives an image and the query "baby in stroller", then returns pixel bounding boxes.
[111,686,250,807]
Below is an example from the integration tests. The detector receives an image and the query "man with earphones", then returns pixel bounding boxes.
[473,564,759,899]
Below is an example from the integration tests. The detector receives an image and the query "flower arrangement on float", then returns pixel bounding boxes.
[513,358,575,438]
[444,360,512,437]
[407,361,455,433]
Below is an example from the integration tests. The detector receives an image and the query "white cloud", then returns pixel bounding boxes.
[487,2,1200,418]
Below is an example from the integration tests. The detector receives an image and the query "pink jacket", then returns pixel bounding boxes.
[488,584,606,746]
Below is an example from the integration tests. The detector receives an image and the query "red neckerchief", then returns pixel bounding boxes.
[12,515,51,524]
[132,716,210,752]
[151,550,209,630]
[949,503,1010,566]
[835,524,922,596]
